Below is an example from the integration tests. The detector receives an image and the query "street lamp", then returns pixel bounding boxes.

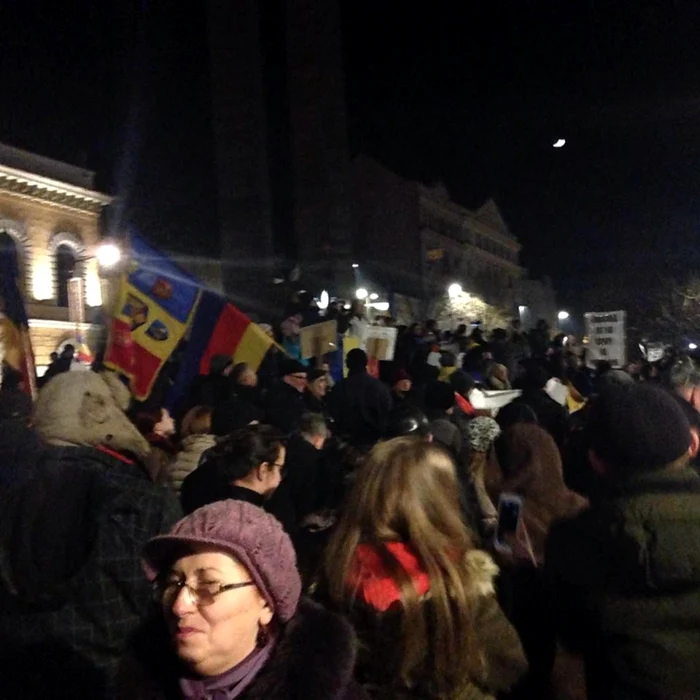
[351,263,359,269]
[558,310,570,321]
[356,288,368,300]
[448,283,463,299]
[95,242,122,268]
[318,290,329,310]
[369,292,379,300]
[690,343,698,351]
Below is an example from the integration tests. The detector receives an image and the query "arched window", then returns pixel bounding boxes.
[0,232,21,281]
[56,244,77,307]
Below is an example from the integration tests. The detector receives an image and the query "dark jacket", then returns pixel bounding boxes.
[118,598,368,700]
[0,445,182,699]
[546,467,700,700]
[265,381,308,435]
[327,370,392,444]
[181,460,265,513]
[512,390,568,448]
[180,461,297,536]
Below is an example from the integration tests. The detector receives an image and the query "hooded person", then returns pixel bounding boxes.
[490,424,588,700]
[0,370,182,699]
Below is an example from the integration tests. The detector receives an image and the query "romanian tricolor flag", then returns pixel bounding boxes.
[0,245,37,397]
[105,236,200,401]
[167,290,277,410]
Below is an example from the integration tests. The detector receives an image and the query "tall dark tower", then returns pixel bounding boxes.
[208,0,354,315]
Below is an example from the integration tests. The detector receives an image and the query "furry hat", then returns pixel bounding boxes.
[34,371,149,457]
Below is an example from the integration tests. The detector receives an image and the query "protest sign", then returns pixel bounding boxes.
[584,310,626,368]
[300,320,338,360]
[365,326,398,361]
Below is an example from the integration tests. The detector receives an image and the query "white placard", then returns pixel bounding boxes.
[585,310,626,368]
[469,388,522,412]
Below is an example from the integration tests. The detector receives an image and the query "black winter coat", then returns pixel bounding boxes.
[119,598,368,700]
[0,445,182,699]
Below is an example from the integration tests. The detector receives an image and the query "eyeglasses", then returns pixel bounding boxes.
[154,578,255,606]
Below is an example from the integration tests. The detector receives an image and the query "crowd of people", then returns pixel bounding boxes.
[1,313,700,700]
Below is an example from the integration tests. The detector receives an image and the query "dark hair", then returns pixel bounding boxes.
[207,424,285,481]
[496,401,539,431]
[386,405,431,439]
[346,348,368,371]
[230,362,251,385]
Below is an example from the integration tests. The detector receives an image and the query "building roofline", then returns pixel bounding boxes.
[0,163,112,207]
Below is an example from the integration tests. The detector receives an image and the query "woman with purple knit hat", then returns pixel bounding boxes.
[119,500,366,700]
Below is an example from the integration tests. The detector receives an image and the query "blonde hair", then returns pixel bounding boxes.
[323,437,482,694]
[181,405,213,437]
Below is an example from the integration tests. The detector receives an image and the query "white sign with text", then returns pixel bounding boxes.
[585,310,626,368]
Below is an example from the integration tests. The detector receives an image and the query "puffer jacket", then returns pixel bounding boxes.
[546,467,700,700]
[167,434,216,493]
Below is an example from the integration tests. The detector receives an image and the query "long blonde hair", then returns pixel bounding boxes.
[323,437,482,694]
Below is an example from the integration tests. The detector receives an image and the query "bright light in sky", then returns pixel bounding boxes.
[318,290,329,310]
[690,343,698,350]
[558,310,570,321]
[356,288,368,300]
[553,139,566,148]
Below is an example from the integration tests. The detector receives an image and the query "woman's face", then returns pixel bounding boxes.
[163,549,273,677]
[309,375,328,399]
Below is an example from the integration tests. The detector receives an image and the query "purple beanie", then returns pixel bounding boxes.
[142,500,301,622]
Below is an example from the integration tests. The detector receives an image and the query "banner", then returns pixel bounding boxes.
[104,236,201,401]
[584,310,626,368]
[167,290,279,411]
[0,239,36,397]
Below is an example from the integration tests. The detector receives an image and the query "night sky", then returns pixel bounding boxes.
[3,0,700,316]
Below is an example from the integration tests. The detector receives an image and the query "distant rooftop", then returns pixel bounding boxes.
[0,142,95,189]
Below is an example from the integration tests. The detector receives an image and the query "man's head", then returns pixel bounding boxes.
[62,344,75,360]
[207,424,286,498]
[511,319,522,331]
[279,359,307,393]
[346,348,368,374]
[231,362,258,388]
[49,352,58,363]
[588,384,697,477]
[298,412,329,450]
[667,357,700,412]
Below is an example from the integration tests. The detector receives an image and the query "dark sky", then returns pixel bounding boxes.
[3,0,700,313]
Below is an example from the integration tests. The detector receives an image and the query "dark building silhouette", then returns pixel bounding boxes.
[208,0,354,315]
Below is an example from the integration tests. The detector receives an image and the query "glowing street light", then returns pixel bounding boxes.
[518,305,527,314]
[448,283,463,299]
[318,290,329,310]
[351,263,359,269]
[372,301,390,312]
[690,343,698,351]
[356,288,368,300]
[369,292,379,300]
[558,310,570,321]
[553,138,566,148]
[96,242,121,268]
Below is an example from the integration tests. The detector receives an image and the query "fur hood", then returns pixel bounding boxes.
[33,371,149,458]
[120,598,366,700]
